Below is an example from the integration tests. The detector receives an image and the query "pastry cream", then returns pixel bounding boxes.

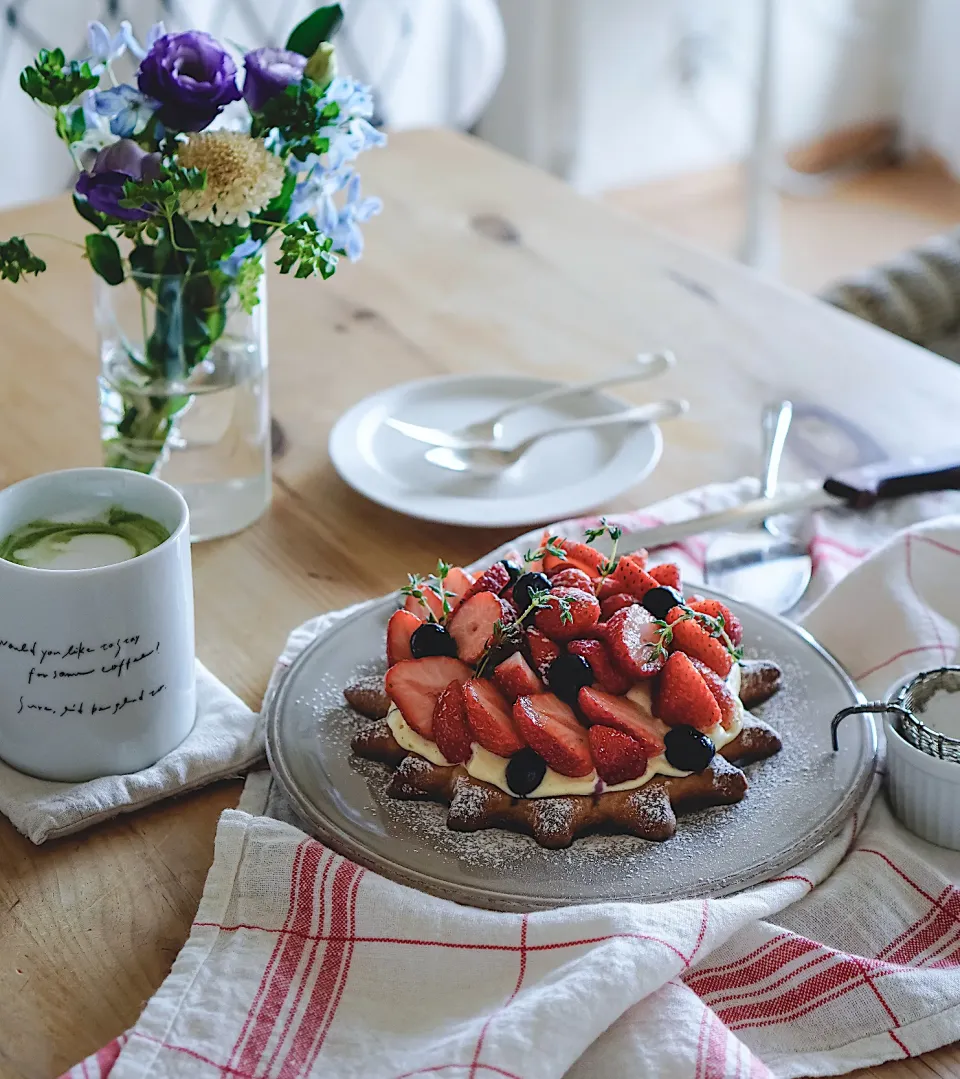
[384,661,745,799]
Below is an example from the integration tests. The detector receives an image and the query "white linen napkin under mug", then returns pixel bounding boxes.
[0,660,260,844]
[62,480,960,1079]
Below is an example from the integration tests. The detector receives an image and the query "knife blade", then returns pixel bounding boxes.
[622,452,960,551]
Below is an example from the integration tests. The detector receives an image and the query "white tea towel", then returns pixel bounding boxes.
[0,660,260,844]
[64,480,960,1079]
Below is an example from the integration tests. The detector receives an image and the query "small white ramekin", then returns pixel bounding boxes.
[885,715,960,849]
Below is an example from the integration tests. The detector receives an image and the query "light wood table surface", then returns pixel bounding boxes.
[2,129,960,1078]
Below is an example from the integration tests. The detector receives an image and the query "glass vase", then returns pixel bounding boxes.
[95,267,271,542]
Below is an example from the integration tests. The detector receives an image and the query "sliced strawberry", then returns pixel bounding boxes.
[687,598,743,647]
[512,693,593,777]
[461,562,512,601]
[557,540,606,574]
[433,680,472,763]
[600,592,637,621]
[655,651,722,731]
[386,609,421,666]
[534,586,601,643]
[567,639,632,695]
[447,592,505,665]
[666,610,734,677]
[624,549,648,569]
[525,626,562,678]
[649,562,681,591]
[689,657,739,729]
[494,652,544,702]
[463,678,525,756]
[548,567,594,593]
[444,567,476,611]
[611,558,660,601]
[588,725,649,784]
[403,588,444,622]
[605,604,667,679]
[577,686,667,757]
[385,657,473,738]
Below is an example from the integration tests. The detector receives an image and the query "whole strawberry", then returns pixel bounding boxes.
[666,609,734,677]
[588,725,649,784]
[534,586,600,642]
[686,597,743,647]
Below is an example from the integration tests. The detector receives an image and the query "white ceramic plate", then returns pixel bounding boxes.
[327,374,663,528]
[266,586,878,912]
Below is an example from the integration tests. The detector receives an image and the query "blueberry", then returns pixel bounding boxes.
[664,726,716,773]
[505,747,548,796]
[410,622,458,659]
[547,652,595,704]
[513,571,551,611]
[642,586,684,621]
[499,559,523,585]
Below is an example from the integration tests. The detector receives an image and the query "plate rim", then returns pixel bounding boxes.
[265,588,877,911]
[327,373,664,528]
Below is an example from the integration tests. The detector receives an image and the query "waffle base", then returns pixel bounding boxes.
[350,714,782,849]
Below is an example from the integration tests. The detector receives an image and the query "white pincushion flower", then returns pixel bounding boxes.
[177,131,284,227]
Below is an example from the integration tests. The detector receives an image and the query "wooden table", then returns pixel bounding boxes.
[2,129,960,1079]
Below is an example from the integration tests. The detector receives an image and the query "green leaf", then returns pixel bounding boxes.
[286,4,344,56]
[85,233,124,286]
[19,50,97,109]
[234,257,264,314]
[0,236,46,282]
[171,215,198,251]
[73,193,108,231]
[67,105,86,143]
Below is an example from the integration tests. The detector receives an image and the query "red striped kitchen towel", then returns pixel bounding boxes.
[63,480,960,1079]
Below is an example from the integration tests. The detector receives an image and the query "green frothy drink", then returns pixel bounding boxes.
[0,506,170,569]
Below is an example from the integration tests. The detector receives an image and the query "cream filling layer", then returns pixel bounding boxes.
[385,662,745,799]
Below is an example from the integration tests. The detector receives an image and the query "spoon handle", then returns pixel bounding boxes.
[513,398,688,453]
[761,400,793,501]
[484,350,674,428]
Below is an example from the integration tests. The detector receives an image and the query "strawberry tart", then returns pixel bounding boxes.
[345,525,783,849]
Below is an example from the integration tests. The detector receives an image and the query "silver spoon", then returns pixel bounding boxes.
[386,350,675,448]
[704,400,812,613]
[423,398,689,477]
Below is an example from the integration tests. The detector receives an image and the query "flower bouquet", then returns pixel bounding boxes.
[1,5,384,539]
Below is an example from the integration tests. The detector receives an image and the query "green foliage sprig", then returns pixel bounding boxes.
[278,216,337,279]
[19,48,98,109]
[0,237,46,282]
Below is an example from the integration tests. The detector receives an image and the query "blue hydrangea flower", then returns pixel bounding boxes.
[221,237,263,277]
[287,155,350,223]
[329,174,382,260]
[86,20,164,69]
[93,85,160,137]
[323,77,375,120]
[87,20,128,67]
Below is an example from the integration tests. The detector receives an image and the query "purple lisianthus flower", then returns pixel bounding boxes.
[243,47,306,112]
[137,31,241,132]
[75,140,162,221]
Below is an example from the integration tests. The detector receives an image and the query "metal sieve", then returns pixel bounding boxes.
[832,666,960,763]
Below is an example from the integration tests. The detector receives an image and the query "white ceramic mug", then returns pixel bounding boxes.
[0,468,195,781]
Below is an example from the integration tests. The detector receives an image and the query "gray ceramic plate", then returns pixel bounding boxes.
[266,587,877,911]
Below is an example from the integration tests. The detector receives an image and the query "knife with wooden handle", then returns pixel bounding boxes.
[622,453,960,551]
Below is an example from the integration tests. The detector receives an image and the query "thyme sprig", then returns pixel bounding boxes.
[399,560,458,623]
[583,518,623,578]
[645,605,744,664]
[474,585,571,677]
[523,534,566,563]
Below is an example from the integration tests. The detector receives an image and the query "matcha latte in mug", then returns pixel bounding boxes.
[0,468,195,781]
